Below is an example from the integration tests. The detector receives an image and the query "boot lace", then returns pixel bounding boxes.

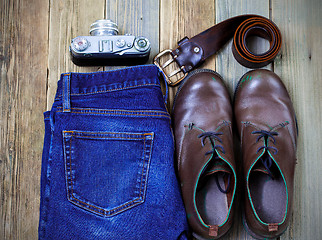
[252,130,279,179]
[198,131,231,193]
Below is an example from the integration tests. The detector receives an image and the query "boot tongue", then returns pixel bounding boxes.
[252,154,276,178]
[197,157,233,193]
[203,158,232,177]
[252,163,271,175]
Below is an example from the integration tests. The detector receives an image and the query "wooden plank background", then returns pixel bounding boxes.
[1,0,321,239]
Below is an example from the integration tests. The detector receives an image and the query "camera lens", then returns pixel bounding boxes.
[90,19,119,36]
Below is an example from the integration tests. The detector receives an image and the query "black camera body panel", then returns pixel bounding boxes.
[70,49,150,66]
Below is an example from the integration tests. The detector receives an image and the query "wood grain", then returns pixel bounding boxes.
[104,0,159,71]
[46,0,105,110]
[215,0,272,96]
[0,0,49,239]
[1,0,322,239]
[272,0,322,239]
[159,0,215,110]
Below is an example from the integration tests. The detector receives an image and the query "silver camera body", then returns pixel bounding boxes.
[70,20,151,66]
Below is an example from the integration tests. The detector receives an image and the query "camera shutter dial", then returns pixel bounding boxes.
[72,37,89,51]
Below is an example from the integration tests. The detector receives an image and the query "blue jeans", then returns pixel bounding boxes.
[39,65,189,239]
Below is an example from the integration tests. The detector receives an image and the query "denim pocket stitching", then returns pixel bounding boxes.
[64,131,152,140]
[63,130,154,217]
[65,132,148,216]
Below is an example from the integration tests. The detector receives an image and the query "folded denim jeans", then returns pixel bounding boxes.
[38,65,189,239]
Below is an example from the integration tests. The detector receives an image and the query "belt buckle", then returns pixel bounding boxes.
[154,49,187,86]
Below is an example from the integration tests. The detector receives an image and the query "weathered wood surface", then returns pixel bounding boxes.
[160,0,216,110]
[0,0,49,239]
[1,0,321,239]
[105,0,159,64]
[46,0,106,109]
[272,0,322,239]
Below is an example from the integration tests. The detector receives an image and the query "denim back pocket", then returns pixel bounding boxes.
[63,130,154,217]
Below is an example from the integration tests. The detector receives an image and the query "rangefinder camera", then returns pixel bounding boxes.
[70,19,151,66]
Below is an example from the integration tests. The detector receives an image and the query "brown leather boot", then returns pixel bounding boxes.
[234,69,298,239]
[173,69,237,239]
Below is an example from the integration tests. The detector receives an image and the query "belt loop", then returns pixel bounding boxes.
[164,77,169,105]
[62,73,71,112]
[158,68,169,105]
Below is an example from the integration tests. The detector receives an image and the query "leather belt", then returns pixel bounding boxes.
[154,15,281,86]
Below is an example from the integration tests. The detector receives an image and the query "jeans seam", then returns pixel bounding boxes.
[56,83,160,98]
[57,106,168,114]
[64,131,152,138]
[39,118,54,239]
[63,64,156,76]
[57,110,171,120]
[139,136,147,200]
